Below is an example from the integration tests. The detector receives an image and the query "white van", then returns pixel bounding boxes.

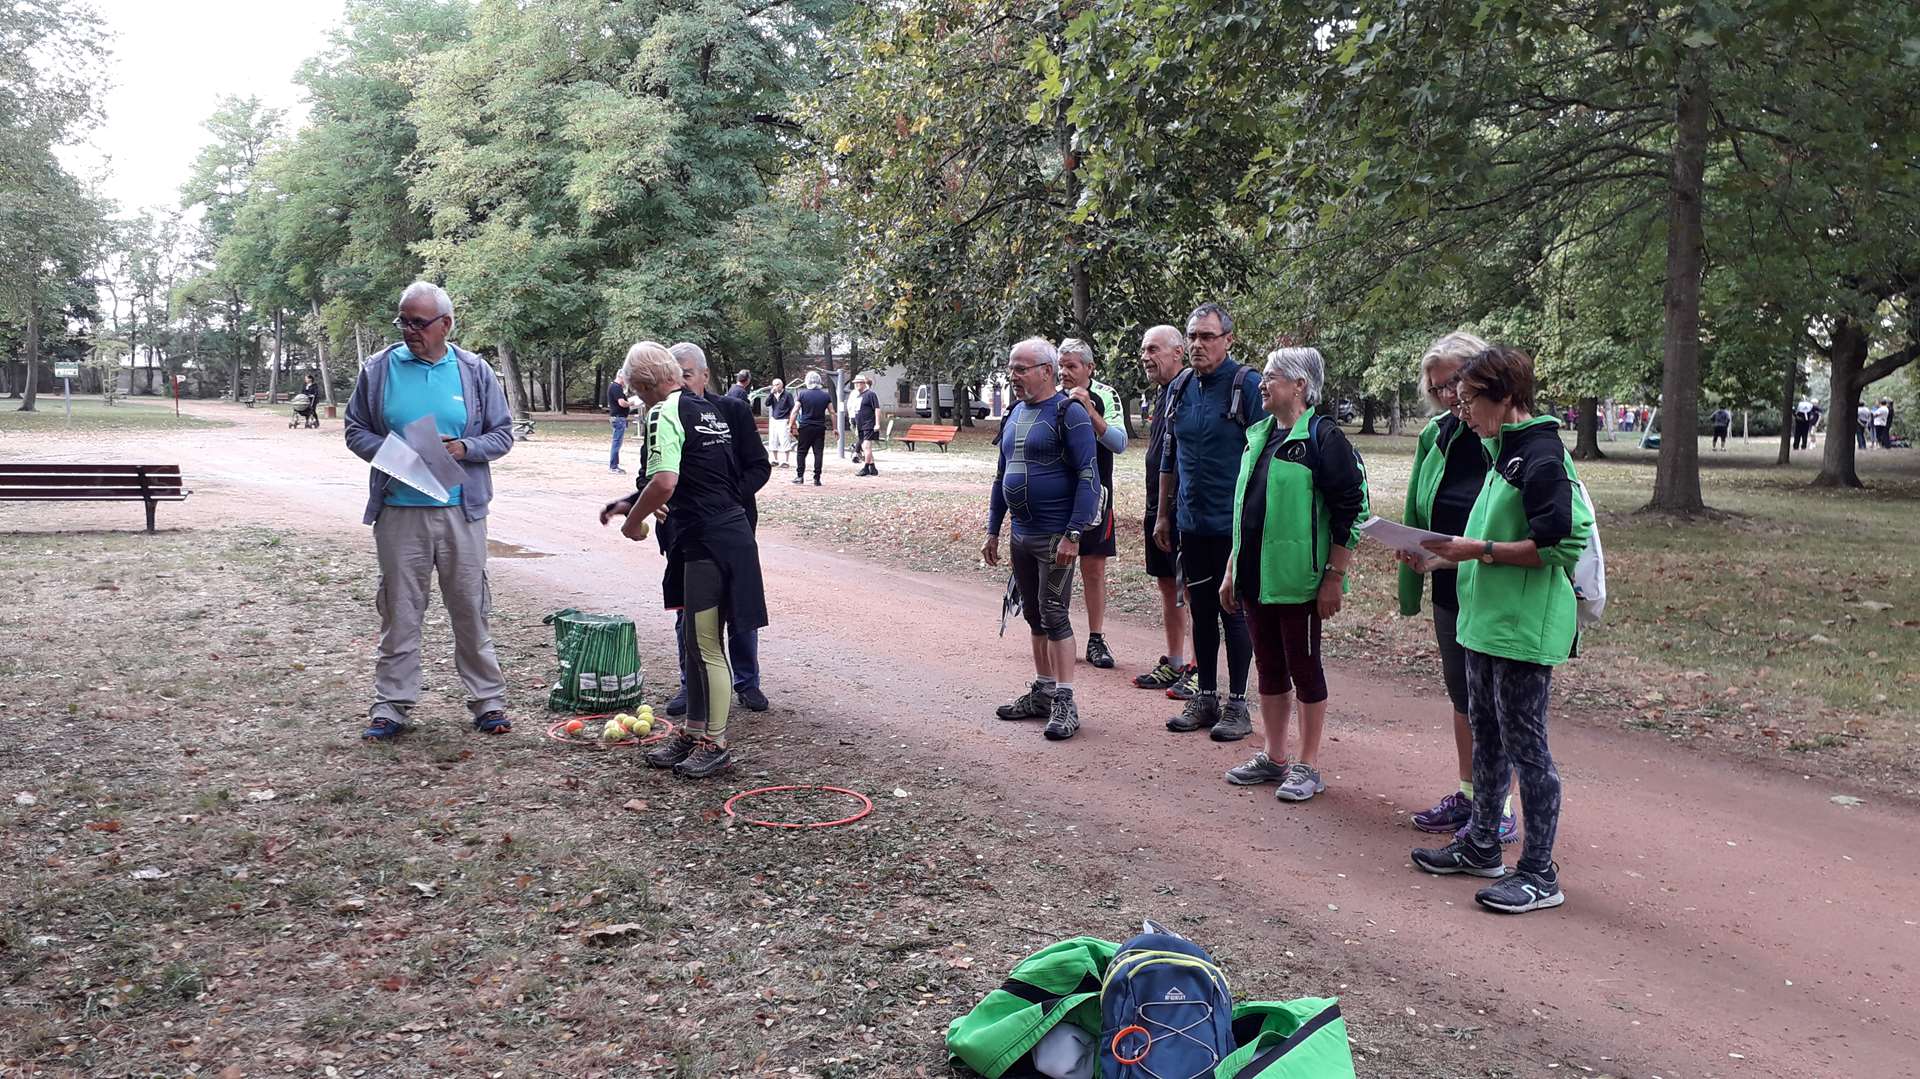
[914,383,990,419]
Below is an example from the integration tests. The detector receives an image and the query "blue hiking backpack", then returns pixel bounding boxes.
[1099,922,1236,1079]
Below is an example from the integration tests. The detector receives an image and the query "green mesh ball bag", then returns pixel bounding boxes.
[543,608,646,713]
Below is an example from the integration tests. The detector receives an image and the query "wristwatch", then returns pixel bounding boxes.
[1065,529,1084,544]
[1480,540,1495,564]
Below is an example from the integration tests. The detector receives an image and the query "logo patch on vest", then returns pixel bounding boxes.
[1282,441,1308,462]
[1501,457,1525,483]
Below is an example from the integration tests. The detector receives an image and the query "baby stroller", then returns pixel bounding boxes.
[289,393,320,429]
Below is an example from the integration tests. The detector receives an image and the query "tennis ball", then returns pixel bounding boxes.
[601,721,624,741]
[637,705,653,718]
[633,719,652,736]
[563,719,585,735]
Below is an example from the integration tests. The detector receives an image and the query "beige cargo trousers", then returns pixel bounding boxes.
[369,506,508,724]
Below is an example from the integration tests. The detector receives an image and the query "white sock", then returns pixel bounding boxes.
[1055,682,1073,696]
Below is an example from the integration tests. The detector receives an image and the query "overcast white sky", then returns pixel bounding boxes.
[59,0,348,217]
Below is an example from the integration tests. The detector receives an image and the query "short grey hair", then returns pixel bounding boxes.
[1186,302,1233,336]
[1263,347,1325,406]
[621,341,679,389]
[1143,324,1186,350]
[1011,336,1060,369]
[805,371,822,388]
[1418,331,1489,406]
[399,281,455,333]
[669,342,707,371]
[1058,338,1095,366]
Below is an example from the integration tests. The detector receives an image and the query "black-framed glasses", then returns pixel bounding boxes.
[393,314,448,332]
[1189,330,1228,342]
[1006,363,1042,376]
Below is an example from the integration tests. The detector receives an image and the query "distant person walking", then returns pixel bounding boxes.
[607,370,638,473]
[1412,345,1594,914]
[791,371,834,485]
[728,369,752,402]
[1058,338,1127,670]
[1220,347,1369,804]
[1873,398,1893,448]
[344,281,515,742]
[1857,402,1873,450]
[853,372,881,476]
[1710,406,1732,451]
[1155,301,1263,741]
[1792,399,1813,450]
[1132,325,1197,699]
[983,337,1100,742]
[765,378,796,469]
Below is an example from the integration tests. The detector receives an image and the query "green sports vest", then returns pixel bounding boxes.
[1454,416,1593,666]
[1227,413,1367,605]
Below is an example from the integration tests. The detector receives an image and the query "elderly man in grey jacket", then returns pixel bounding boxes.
[344,281,516,741]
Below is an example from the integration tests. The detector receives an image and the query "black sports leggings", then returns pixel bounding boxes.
[1178,532,1251,695]
[1465,650,1561,874]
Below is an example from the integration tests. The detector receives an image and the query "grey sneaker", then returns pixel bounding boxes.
[1043,690,1081,741]
[1224,751,1289,786]
[672,738,733,779]
[1274,762,1326,802]
[996,680,1055,721]
[1210,696,1253,741]
[1165,693,1219,732]
[644,731,698,769]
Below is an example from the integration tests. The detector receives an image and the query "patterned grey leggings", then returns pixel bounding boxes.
[1465,650,1561,874]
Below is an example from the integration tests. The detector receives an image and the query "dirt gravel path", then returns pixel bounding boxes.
[8,401,1920,1078]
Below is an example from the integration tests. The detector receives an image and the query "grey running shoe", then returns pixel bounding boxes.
[1224,751,1289,786]
[996,680,1055,721]
[1210,696,1253,741]
[673,738,733,779]
[1133,657,1181,689]
[644,731,698,769]
[1085,634,1115,669]
[1165,693,1219,732]
[1274,762,1325,802]
[1165,666,1200,700]
[1043,690,1081,741]
[1475,863,1563,913]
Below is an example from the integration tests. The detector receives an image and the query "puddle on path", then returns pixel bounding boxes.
[487,540,552,559]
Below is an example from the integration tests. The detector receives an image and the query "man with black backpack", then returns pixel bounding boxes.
[982,337,1101,741]
[1153,302,1263,742]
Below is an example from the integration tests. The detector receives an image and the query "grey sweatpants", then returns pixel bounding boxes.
[370,506,507,723]
[1465,649,1561,874]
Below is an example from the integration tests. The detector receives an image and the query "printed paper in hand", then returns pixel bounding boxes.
[401,415,467,492]
[1358,516,1454,571]
[371,432,451,503]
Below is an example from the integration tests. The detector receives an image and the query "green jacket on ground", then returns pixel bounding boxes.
[1455,416,1593,666]
[946,936,1114,1077]
[1228,412,1369,606]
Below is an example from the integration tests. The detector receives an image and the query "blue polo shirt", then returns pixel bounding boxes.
[381,343,467,507]
[1160,357,1262,537]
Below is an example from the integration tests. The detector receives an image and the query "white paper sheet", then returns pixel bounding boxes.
[401,415,467,492]
[1357,516,1455,571]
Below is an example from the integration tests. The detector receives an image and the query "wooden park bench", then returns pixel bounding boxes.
[245,392,292,407]
[0,464,192,532]
[896,422,959,451]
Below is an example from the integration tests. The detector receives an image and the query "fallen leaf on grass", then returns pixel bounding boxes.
[335,898,367,913]
[1853,600,1895,612]
[1830,795,1865,807]
[85,819,122,832]
[582,923,646,946]
[130,867,171,881]
[246,789,276,802]
[622,799,649,813]
[13,792,35,806]
[407,881,438,898]
[893,788,909,798]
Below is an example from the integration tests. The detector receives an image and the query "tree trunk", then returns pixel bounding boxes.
[266,309,284,401]
[768,322,787,385]
[497,340,531,420]
[1775,352,1797,466]
[354,322,367,363]
[1812,317,1868,487]
[1360,396,1377,434]
[548,354,564,414]
[19,305,40,411]
[1571,396,1606,459]
[1387,386,1402,436]
[1648,53,1709,513]
[309,299,336,407]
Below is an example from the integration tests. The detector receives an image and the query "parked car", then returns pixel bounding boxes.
[1333,398,1358,423]
[914,383,990,420]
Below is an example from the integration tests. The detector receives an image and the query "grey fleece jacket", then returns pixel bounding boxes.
[343,343,515,525]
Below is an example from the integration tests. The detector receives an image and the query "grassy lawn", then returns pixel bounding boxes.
[0,528,1516,1077]
[769,428,1920,792]
[0,397,225,434]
